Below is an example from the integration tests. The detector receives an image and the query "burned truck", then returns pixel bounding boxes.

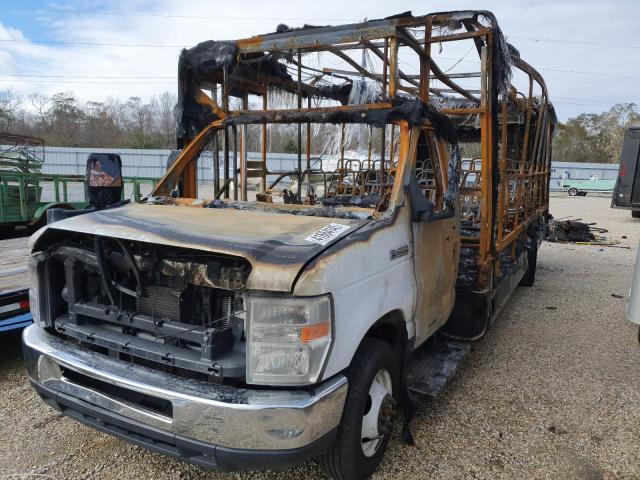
[23,11,554,479]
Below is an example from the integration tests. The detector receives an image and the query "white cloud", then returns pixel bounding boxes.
[0,0,638,120]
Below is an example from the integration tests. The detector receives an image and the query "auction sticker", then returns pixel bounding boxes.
[305,223,351,245]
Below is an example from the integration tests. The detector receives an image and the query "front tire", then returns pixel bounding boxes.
[320,338,399,480]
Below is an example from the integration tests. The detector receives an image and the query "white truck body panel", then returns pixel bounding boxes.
[628,241,640,325]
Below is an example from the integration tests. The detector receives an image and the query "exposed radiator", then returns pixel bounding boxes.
[135,273,233,328]
[136,274,186,322]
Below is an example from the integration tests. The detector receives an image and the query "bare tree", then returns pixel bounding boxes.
[124,96,154,148]
[154,92,177,148]
[0,89,23,131]
[28,93,52,134]
[47,92,83,145]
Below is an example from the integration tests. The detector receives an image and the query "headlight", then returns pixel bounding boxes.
[28,252,54,327]
[246,295,332,385]
[28,253,44,326]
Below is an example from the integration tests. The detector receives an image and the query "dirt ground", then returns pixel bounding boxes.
[1,193,639,480]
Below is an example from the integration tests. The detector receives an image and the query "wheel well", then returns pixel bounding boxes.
[363,310,408,358]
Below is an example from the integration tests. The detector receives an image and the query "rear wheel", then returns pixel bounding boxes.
[519,242,538,287]
[632,210,640,219]
[320,338,399,480]
[568,188,579,196]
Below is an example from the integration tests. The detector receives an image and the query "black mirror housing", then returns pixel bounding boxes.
[85,153,123,209]
[408,172,435,222]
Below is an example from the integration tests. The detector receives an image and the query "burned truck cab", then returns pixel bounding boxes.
[24,111,458,470]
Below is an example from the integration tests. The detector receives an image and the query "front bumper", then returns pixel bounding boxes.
[22,325,347,471]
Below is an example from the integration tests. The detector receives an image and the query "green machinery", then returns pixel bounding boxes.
[0,132,157,233]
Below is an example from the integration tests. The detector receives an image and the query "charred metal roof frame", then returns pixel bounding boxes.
[223,100,458,143]
[174,10,530,147]
[159,9,555,213]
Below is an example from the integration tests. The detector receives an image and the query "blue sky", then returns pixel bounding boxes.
[0,0,639,122]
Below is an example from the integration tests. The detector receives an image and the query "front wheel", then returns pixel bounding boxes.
[320,338,399,480]
[568,188,579,196]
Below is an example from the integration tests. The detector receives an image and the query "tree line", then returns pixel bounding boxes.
[1,88,638,163]
[0,89,176,149]
[553,103,640,164]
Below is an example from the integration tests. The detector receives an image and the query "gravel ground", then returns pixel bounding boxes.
[1,193,639,480]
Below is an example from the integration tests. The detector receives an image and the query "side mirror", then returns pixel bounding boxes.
[85,153,123,209]
[408,172,435,222]
[407,172,456,223]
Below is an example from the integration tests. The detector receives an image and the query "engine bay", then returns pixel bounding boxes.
[36,234,251,384]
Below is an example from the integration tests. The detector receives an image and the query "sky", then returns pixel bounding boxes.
[0,0,639,122]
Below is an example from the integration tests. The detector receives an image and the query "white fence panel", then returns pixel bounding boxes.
[33,147,621,192]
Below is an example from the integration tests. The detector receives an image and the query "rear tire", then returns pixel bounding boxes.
[632,210,640,219]
[519,242,538,287]
[320,338,399,480]
[568,188,578,196]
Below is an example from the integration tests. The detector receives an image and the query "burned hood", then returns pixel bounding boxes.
[32,202,369,292]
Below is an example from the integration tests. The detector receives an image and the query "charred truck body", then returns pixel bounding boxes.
[24,11,554,479]
[612,128,640,218]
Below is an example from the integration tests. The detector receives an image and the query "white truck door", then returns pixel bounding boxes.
[410,129,459,345]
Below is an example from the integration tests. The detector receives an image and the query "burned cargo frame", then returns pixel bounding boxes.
[158,10,556,338]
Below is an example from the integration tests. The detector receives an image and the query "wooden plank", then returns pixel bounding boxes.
[0,237,30,293]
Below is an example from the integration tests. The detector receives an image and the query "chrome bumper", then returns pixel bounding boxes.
[23,325,347,454]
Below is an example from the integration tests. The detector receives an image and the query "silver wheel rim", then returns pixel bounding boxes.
[361,369,392,457]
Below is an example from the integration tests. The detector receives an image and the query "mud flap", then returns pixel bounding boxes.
[399,377,417,445]
[399,344,417,445]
